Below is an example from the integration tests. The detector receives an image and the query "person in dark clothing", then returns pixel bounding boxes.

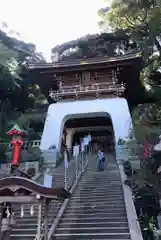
[97,149,105,171]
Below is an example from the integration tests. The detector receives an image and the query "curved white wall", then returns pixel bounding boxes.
[40,98,132,151]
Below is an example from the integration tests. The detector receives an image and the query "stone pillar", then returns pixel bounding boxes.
[66,128,75,150]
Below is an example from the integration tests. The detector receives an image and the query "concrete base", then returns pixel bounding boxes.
[24,161,39,174]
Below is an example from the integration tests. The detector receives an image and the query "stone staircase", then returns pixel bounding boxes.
[53,154,131,240]
[10,157,78,240]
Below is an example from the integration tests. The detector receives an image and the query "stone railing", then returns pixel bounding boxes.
[0,140,41,150]
[0,161,40,176]
[7,140,41,150]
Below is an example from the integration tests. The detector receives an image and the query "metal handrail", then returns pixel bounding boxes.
[34,150,89,240]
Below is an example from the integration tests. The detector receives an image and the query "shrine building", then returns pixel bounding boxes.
[28,54,142,158]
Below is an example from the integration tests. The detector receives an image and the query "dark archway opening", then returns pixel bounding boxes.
[64,115,115,153]
[65,116,112,128]
[73,130,114,153]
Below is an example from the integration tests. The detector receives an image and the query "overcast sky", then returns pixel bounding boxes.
[0,0,105,60]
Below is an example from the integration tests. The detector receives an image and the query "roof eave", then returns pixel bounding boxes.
[27,53,142,71]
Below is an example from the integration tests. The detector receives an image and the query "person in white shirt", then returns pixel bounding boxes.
[87,133,92,152]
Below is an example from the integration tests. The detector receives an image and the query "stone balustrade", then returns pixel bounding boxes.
[0,161,40,176]
[7,140,41,149]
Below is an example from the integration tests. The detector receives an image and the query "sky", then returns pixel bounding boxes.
[0,0,105,60]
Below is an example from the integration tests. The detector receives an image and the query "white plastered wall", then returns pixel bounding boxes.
[40,98,132,151]
[65,128,75,149]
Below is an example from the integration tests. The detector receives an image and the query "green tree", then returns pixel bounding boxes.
[0,25,47,140]
[51,32,137,61]
[98,0,161,86]
[98,0,161,144]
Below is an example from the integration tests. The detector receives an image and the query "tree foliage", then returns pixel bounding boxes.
[98,0,161,143]
[0,23,46,64]
[98,0,161,86]
[51,32,137,61]
[0,25,47,140]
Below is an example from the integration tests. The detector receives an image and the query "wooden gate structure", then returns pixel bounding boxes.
[0,175,71,240]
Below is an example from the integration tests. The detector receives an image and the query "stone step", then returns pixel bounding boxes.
[51,206,125,213]
[72,193,123,197]
[60,216,128,222]
[79,175,121,179]
[11,229,37,235]
[63,212,126,218]
[12,216,38,220]
[64,208,126,214]
[15,219,37,223]
[78,181,122,184]
[70,196,124,201]
[76,187,123,191]
[80,173,120,177]
[12,223,38,228]
[53,232,131,239]
[69,198,125,204]
[58,221,129,228]
[56,226,129,234]
[78,183,123,187]
[66,203,125,209]
[75,186,123,190]
[11,234,36,240]
[76,184,122,187]
[77,187,123,190]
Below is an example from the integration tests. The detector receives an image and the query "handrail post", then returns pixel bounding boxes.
[37,201,42,240]
[44,199,49,240]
